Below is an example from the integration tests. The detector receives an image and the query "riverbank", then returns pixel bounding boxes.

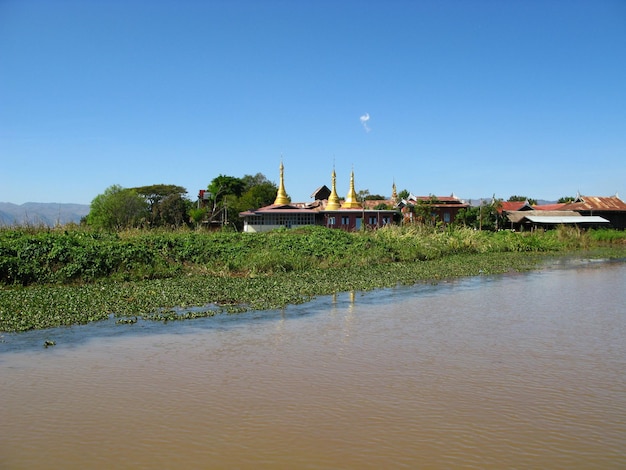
[1,225,625,332]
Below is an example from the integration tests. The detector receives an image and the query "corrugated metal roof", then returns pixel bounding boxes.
[561,195,626,211]
[524,215,609,224]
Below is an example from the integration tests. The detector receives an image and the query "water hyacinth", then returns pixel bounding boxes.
[1,225,625,332]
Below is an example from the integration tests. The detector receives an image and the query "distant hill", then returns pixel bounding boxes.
[0,202,90,226]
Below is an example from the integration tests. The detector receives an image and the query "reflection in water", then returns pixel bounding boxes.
[1,261,625,469]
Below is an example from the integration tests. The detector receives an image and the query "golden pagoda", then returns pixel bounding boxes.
[325,168,341,210]
[341,169,361,209]
[391,181,398,206]
[273,161,290,205]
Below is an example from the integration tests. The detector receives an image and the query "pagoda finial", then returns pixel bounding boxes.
[391,180,398,205]
[326,166,341,210]
[341,168,361,209]
[274,160,290,205]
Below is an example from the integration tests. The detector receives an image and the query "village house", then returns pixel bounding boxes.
[499,194,626,230]
[503,210,609,231]
[559,194,626,230]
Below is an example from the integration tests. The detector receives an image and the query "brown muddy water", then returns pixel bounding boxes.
[1,259,625,469]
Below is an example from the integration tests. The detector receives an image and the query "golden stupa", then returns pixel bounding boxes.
[340,169,361,209]
[273,161,290,205]
[325,168,341,210]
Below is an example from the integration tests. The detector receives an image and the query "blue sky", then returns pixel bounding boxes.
[1,0,625,205]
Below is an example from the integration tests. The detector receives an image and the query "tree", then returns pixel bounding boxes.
[508,195,537,206]
[411,195,439,226]
[208,175,245,202]
[365,194,386,200]
[455,205,480,228]
[398,189,410,200]
[454,197,502,231]
[241,173,273,190]
[204,175,246,225]
[158,193,192,227]
[558,196,575,203]
[238,182,277,211]
[133,184,190,227]
[86,185,148,230]
[225,175,278,230]
[479,197,503,231]
[200,173,277,230]
[357,189,370,203]
[189,207,208,228]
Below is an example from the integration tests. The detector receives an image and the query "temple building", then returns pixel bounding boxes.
[239,163,399,233]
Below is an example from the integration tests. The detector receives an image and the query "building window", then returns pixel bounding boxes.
[328,216,336,226]
[382,216,390,225]
[443,212,451,223]
[341,216,350,225]
[368,216,377,225]
[355,217,362,230]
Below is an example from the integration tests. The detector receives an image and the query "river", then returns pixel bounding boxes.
[1,259,625,469]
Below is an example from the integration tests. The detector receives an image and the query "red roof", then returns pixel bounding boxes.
[410,196,465,204]
[239,204,316,217]
[533,203,567,211]
[498,201,533,214]
[404,195,469,209]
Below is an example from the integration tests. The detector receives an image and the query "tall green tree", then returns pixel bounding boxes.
[479,197,503,231]
[455,204,480,228]
[201,173,277,230]
[241,173,273,191]
[226,174,278,230]
[204,175,246,225]
[454,197,502,230]
[207,175,245,202]
[133,184,190,227]
[86,185,148,230]
[158,193,192,227]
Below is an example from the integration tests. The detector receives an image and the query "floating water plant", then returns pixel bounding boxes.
[1,226,625,332]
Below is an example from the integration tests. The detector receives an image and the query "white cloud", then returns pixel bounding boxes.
[360,113,371,132]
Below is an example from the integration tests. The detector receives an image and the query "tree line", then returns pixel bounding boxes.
[85,173,278,231]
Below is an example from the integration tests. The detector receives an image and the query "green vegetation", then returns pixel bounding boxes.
[449,197,504,231]
[508,195,538,206]
[1,225,625,332]
[84,173,279,232]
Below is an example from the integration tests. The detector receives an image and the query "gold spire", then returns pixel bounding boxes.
[326,167,341,210]
[341,169,361,209]
[274,161,290,205]
[391,181,398,205]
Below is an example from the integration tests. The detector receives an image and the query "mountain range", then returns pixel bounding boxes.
[0,202,90,227]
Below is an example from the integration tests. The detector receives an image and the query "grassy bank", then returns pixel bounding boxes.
[1,225,625,332]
